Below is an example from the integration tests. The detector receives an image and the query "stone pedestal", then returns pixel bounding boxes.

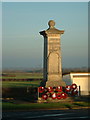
[40,20,66,87]
[37,97,74,103]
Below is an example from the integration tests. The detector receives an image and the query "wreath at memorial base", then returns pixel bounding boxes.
[38,83,78,100]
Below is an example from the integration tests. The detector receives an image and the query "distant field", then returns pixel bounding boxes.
[2,81,41,87]
[2,72,42,87]
[1,72,43,79]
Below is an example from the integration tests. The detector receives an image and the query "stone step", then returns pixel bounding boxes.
[37,97,73,103]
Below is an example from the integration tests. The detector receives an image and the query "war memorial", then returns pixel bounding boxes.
[38,20,78,102]
[40,20,66,87]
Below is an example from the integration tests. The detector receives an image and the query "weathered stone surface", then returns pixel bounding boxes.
[40,20,66,87]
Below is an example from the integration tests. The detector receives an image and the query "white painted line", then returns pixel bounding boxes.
[58,116,89,119]
[43,113,73,117]
[25,113,74,119]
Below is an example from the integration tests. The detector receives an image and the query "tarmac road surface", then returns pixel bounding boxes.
[2,108,90,120]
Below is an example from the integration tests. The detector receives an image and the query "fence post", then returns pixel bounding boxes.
[78,85,81,96]
[38,87,39,99]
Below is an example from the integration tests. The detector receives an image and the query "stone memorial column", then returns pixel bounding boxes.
[40,20,66,87]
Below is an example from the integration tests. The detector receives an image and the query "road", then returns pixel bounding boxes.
[2,108,90,120]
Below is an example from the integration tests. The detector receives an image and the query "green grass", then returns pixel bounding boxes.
[2,101,89,111]
[2,81,41,88]
[73,101,90,107]
[2,72,42,87]
[2,102,73,110]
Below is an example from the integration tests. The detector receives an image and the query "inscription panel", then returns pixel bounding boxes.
[48,34,60,37]
[49,38,60,51]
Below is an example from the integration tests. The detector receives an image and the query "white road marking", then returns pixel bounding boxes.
[43,113,73,117]
[58,116,89,119]
[25,113,73,119]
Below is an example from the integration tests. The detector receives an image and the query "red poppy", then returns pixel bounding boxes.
[51,93,57,99]
[71,83,77,90]
[47,86,53,93]
[65,85,71,92]
[61,93,68,99]
[71,89,78,96]
[38,86,45,93]
[42,94,48,100]
[57,93,62,99]
[56,86,62,92]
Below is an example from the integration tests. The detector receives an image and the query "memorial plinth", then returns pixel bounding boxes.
[40,20,66,87]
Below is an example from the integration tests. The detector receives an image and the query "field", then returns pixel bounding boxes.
[2,72,42,104]
[1,71,90,111]
[1,72,43,79]
[2,81,41,88]
[2,72,42,87]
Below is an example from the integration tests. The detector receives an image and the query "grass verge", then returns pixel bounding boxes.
[2,101,90,111]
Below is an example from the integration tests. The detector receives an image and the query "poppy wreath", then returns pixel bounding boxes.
[57,93,62,99]
[56,86,62,92]
[38,86,45,93]
[47,86,53,93]
[71,89,78,96]
[65,85,71,92]
[44,88,48,93]
[61,93,68,99]
[71,83,77,90]
[47,92,52,97]
[53,87,57,92]
[51,93,57,99]
[42,94,48,100]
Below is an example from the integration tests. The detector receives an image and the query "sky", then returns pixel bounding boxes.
[2,2,88,69]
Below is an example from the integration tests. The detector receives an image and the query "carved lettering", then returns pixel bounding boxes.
[49,38,60,51]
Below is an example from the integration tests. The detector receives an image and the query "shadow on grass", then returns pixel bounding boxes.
[72,95,90,102]
[2,87,38,103]
[64,104,73,109]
